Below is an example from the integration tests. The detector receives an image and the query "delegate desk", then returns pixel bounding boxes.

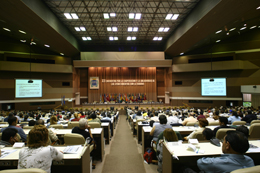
[162,140,260,173]
[137,122,149,143]
[0,146,91,173]
[23,128,105,161]
[101,123,110,145]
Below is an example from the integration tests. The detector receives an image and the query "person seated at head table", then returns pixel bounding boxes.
[35,119,58,145]
[167,112,180,125]
[157,128,179,173]
[184,118,209,141]
[182,113,197,126]
[18,125,63,173]
[0,128,19,145]
[88,112,101,125]
[72,118,93,142]
[202,128,214,140]
[213,117,234,137]
[71,113,80,121]
[228,111,241,124]
[0,116,27,142]
[150,115,172,143]
[197,131,254,173]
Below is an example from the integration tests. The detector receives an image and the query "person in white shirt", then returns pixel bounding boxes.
[167,113,179,125]
[18,125,63,173]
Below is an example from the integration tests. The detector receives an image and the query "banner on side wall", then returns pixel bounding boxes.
[90,77,99,89]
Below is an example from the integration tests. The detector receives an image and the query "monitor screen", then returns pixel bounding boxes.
[243,102,251,107]
[15,79,42,98]
[201,78,226,96]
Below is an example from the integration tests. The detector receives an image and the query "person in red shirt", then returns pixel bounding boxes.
[71,113,80,121]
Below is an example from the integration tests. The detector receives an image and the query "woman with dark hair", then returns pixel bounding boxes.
[202,128,214,140]
[184,118,209,140]
[150,115,172,142]
[18,125,63,173]
[228,111,241,124]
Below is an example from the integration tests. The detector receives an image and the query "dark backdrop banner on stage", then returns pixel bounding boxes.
[88,67,157,103]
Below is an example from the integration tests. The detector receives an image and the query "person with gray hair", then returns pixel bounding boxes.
[72,118,93,141]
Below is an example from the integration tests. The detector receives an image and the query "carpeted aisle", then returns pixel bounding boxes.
[102,115,146,173]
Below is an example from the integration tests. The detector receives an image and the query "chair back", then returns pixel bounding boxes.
[193,131,205,140]
[208,121,219,126]
[88,122,101,128]
[186,122,198,126]
[0,168,47,173]
[67,122,79,129]
[232,121,246,126]
[216,128,236,140]
[23,126,34,129]
[250,120,260,125]
[0,122,8,124]
[249,123,260,139]
[231,165,260,173]
[64,133,85,145]
[49,124,64,129]
[0,133,2,140]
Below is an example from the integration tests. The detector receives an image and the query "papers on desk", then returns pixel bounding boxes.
[248,148,260,153]
[187,144,205,154]
[13,142,25,148]
[188,139,199,144]
[0,149,17,158]
[63,145,82,154]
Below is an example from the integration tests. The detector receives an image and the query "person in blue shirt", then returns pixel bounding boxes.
[197,131,254,173]
[1,116,27,142]
[228,111,241,124]
[4,113,14,122]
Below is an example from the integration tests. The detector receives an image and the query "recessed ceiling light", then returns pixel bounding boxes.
[128,27,133,32]
[64,13,72,19]
[80,27,86,31]
[19,30,26,34]
[215,30,222,34]
[44,44,50,47]
[109,37,114,41]
[135,13,141,19]
[158,37,162,40]
[87,37,92,40]
[3,27,10,32]
[133,27,138,32]
[172,14,179,20]
[216,40,221,43]
[82,37,87,40]
[103,13,109,19]
[75,27,80,31]
[31,42,36,45]
[165,14,173,20]
[110,13,116,17]
[240,27,247,30]
[127,36,131,40]
[132,37,136,40]
[60,53,64,56]
[164,28,170,32]
[244,24,247,26]
[20,40,26,43]
[114,37,118,40]
[250,26,257,29]
[180,52,184,55]
[71,13,78,19]
[112,27,117,32]
[229,28,236,32]
[129,13,135,19]
[257,6,260,10]
[107,27,112,31]
[153,37,158,40]
[226,32,229,35]
[158,27,164,32]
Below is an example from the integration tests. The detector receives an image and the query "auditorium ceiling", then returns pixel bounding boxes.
[0,0,259,58]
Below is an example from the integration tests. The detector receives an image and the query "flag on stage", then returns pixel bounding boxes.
[100,94,102,103]
[144,93,147,100]
[104,94,107,102]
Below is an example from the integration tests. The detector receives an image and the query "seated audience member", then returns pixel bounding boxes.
[205,114,216,123]
[197,131,254,173]
[202,128,214,140]
[71,113,80,121]
[0,116,27,142]
[228,111,241,124]
[150,115,172,142]
[80,112,86,118]
[157,128,178,173]
[47,115,60,128]
[213,117,233,137]
[72,118,93,142]
[150,111,159,122]
[197,112,206,121]
[56,113,62,119]
[184,118,209,140]
[236,125,249,138]
[0,128,19,145]
[36,119,58,144]
[18,125,63,173]
[135,110,143,120]
[167,113,179,125]
[28,120,36,126]
[242,110,257,124]
[102,113,112,122]
[4,113,14,122]
[182,113,197,126]
[88,113,101,124]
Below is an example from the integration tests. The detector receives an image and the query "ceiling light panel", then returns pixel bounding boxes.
[128,27,133,32]
[75,27,80,31]
[165,14,173,20]
[19,30,26,34]
[103,13,109,19]
[135,13,141,19]
[64,13,72,19]
[250,26,257,29]
[215,30,222,34]
[171,14,179,20]
[80,27,86,31]
[133,27,138,32]
[158,27,164,32]
[112,27,117,32]
[3,28,11,32]
[129,13,135,19]
[240,27,246,30]
[71,13,78,19]
[110,13,116,17]
[229,28,236,32]
[44,44,50,47]
[107,27,112,31]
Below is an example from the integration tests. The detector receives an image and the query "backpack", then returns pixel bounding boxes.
[143,148,154,164]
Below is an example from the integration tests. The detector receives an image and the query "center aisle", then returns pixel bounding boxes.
[101,115,146,173]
